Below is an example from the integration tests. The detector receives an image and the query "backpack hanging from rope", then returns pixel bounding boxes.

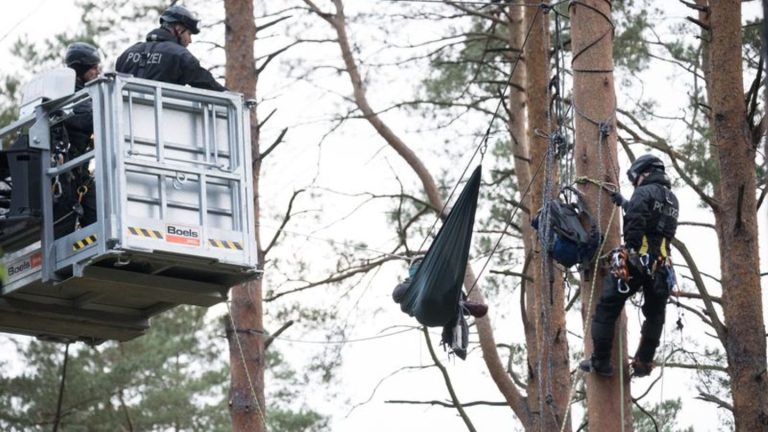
[531,185,601,268]
[395,166,481,328]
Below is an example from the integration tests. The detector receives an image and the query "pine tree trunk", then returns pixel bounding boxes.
[224,1,266,431]
[707,1,768,429]
[570,1,632,430]
[523,3,572,431]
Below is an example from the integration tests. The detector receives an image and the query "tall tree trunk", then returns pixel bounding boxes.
[224,1,266,431]
[523,3,572,431]
[508,6,540,430]
[507,7,541,429]
[570,1,631,430]
[707,1,768,429]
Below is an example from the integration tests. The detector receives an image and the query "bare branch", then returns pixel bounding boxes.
[265,256,397,302]
[695,393,734,411]
[255,15,291,33]
[259,127,287,161]
[264,320,294,350]
[671,239,726,340]
[489,269,534,282]
[422,327,478,432]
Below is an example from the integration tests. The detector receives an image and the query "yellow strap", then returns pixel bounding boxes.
[639,235,649,255]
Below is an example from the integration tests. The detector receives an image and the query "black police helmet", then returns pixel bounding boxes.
[626,154,664,185]
[160,5,200,34]
[65,42,101,68]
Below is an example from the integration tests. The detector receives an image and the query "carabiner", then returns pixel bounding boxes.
[52,176,63,199]
[617,279,630,294]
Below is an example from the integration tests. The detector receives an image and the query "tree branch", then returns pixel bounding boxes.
[264,188,305,255]
[264,320,294,350]
[422,327,477,432]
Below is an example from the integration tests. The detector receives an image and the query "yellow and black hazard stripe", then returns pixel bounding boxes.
[208,239,243,251]
[128,226,164,240]
[73,235,97,251]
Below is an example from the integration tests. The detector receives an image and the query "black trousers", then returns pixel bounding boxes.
[591,264,672,363]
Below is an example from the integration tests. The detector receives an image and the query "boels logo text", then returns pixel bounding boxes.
[7,252,42,280]
[166,224,201,247]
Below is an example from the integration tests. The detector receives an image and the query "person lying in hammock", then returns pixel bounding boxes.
[392,258,488,359]
[392,281,488,318]
[392,257,488,318]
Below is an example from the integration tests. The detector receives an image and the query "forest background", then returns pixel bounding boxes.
[0,0,766,431]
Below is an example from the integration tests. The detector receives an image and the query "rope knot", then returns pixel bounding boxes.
[550,132,570,158]
[598,121,612,137]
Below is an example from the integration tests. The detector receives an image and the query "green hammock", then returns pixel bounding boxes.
[398,166,481,327]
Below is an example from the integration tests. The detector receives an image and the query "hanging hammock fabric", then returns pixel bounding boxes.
[397,165,481,327]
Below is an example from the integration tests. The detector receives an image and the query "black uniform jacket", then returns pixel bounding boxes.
[64,79,94,157]
[623,171,679,256]
[115,27,226,92]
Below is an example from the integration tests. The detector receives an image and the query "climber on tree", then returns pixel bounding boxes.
[579,154,679,378]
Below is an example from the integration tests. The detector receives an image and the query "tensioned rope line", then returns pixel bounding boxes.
[0,0,50,44]
[258,222,409,261]
[277,327,417,344]
[384,0,565,7]
[559,204,619,432]
[535,4,563,424]
[225,299,268,432]
[412,3,545,297]
[52,342,71,432]
[415,3,546,253]
[538,134,559,430]
[526,4,579,425]
[569,1,615,74]
[466,140,550,296]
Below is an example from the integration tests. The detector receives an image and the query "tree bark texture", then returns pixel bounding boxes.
[305,0,533,426]
[224,1,266,431]
[570,1,632,431]
[507,6,543,431]
[523,3,572,431]
[508,6,540,430]
[706,1,768,430]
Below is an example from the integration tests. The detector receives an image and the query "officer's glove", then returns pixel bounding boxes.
[610,191,626,207]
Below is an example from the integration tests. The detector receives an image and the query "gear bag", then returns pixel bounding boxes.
[531,186,601,268]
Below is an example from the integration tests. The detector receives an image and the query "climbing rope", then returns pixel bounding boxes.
[385,0,568,7]
[225,299,268,432]
[52,342,71,432]
[528,2,580,425]
[466,147,549,297]
[558,204,618,432]
[618,323,626,431]
[417,2,546,254]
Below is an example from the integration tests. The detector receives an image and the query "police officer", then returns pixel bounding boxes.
[579,154,679,378]
[57,42,101,235]
[115,5,226,91]
[64,42,101,156]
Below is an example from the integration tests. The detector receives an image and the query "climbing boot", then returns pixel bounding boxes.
[578,356,614,377]
[631,360,655,378]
